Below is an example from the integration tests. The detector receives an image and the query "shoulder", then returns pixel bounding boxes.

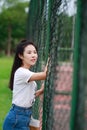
[15,67,34,77]
[16,67,32,73]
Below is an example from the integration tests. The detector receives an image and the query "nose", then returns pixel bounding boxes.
[31,53,36,57]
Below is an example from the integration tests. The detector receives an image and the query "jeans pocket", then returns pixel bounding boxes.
[16,113,29,128]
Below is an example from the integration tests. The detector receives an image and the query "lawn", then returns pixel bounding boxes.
[0,57,13,130]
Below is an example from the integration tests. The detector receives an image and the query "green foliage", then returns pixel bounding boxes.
[0,1,29,55]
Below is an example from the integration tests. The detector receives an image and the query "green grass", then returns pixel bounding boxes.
[0,57,13,130]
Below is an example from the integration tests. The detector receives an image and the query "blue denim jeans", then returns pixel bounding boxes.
[3,104,32,130]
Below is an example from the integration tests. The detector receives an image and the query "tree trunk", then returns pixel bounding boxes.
[7,24,12,56]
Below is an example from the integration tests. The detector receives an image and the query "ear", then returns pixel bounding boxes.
[18,54,23,60]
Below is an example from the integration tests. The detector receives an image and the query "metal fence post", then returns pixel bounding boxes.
[70,0,82,130]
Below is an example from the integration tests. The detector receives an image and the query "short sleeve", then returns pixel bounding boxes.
[15,68,34,83]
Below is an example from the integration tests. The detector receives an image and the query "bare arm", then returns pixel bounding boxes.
[29,57,49,82]
[35,83,44,97]
[29,64,48,82]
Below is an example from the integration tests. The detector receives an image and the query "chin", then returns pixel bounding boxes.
[31,63,36,66]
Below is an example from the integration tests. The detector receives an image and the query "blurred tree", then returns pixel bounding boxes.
[0,1,29,56]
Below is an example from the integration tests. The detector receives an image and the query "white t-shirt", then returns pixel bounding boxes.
[12,67,37,108]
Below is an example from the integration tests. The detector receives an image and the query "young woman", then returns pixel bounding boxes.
[3,39,47,130]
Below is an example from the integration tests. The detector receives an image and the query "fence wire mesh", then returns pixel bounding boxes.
[27,0,77,130]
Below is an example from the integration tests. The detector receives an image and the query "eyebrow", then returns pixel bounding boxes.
[26,49,37,52]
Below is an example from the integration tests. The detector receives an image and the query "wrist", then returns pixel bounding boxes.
[40,88,44,93]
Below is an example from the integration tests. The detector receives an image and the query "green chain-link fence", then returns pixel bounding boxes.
[26,0,87,130]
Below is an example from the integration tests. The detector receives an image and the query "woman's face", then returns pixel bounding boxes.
[20,44,38,68]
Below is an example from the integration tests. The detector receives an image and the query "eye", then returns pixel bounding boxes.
[28,51,31,54]
[34,50,37,54]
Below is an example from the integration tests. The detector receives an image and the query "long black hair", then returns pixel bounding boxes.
[9,39,37,90]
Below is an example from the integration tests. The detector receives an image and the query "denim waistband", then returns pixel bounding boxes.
[12,104,32,111]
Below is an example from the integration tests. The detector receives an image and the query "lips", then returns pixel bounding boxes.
[31,59,36,62]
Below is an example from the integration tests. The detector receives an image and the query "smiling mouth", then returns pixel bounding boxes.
[31,59,36,62]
